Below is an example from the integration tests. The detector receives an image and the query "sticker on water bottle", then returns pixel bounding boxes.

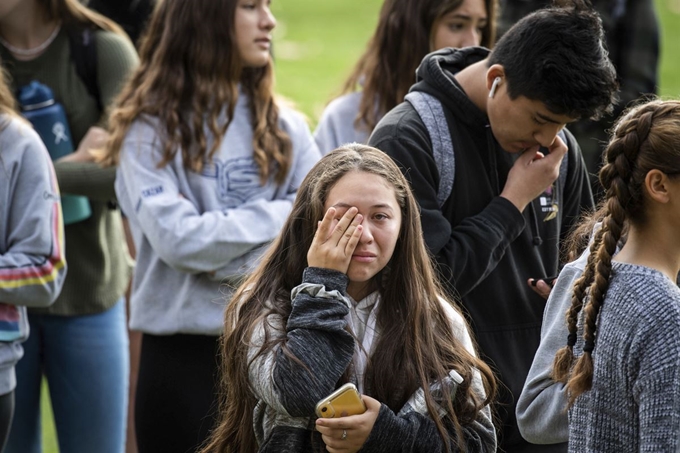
[52,122,69,145]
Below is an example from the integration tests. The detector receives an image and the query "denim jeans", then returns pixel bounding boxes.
[6,299,129,453]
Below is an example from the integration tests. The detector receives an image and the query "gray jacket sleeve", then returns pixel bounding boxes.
[361,404,495,453]
[0,118,67,307]
[516,248,590,444]
[116,130,295,275]
[360,301,496,452]
[248,267,356,417]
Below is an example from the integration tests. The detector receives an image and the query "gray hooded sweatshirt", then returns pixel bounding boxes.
[314,92,371,155]
[115,95,320,335]
[0,115,67,394]
[248,267,496,452]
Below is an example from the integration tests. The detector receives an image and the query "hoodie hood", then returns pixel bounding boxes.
[411,47,509,197]
[411,47,490,129]
[410,46,547,247]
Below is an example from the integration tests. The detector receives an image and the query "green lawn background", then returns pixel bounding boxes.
[38,0,680,450]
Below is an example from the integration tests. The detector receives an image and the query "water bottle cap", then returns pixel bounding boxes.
[18,81,55,111]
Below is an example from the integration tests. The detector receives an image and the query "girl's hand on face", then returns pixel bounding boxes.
[307,207,363,274]
[315,395,381,453]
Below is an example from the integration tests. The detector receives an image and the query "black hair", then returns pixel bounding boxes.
[488,0,618,120]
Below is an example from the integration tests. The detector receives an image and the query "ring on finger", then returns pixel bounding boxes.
[341,429,347,440]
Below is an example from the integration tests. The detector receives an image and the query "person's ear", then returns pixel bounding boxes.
[486,65,505,99]
[645,169,671,204]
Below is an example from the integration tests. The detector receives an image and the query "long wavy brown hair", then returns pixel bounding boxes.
[551,99,680,406]
[342,0,497,133]
[0,64,18,123]
[101,0,292,184]
[39,0,126,34]
[201,144,497,453]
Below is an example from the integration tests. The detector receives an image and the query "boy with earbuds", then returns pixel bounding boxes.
[368,1,618,452]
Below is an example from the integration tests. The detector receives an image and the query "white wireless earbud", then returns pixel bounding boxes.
[488,77,502,98]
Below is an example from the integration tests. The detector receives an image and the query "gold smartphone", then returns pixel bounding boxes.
[315,383,367,418]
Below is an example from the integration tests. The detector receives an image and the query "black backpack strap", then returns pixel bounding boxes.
[66,27,103,113]
[405,91,455,208]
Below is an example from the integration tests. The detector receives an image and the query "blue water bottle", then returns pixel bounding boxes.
[18,81,91,225]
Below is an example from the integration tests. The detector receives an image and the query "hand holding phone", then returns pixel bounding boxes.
[531,276,558,288]
[316,393,380,452]
[527,276,557,300]
[315,383,367,418]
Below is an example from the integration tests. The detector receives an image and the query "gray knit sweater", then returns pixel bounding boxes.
[569,262,680,452]
[248,267,496,452]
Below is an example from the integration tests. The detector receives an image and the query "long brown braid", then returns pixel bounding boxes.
[551,226,604,383]
[551,99,680,406]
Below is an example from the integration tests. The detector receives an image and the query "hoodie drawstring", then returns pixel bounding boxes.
[529,203,543,246]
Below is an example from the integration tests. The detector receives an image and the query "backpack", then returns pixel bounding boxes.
[66,27,103,113]
[404,91,569,208]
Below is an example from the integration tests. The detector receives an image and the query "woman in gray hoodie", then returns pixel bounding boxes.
[102,0,320,451]
[548,100,680,451]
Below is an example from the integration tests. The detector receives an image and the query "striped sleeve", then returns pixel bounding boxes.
[0,119,67,309]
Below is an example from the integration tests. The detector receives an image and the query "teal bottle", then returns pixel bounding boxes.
[18,81,91,225]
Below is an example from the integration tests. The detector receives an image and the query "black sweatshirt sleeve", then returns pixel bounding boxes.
[360,403,496,452]
[369,107,525,297]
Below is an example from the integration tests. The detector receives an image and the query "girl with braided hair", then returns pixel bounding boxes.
[545,99,680,452]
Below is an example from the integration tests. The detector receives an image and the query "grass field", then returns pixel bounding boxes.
[273,0,680,123]
[37,0,680,451]
[656,0,680,98]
